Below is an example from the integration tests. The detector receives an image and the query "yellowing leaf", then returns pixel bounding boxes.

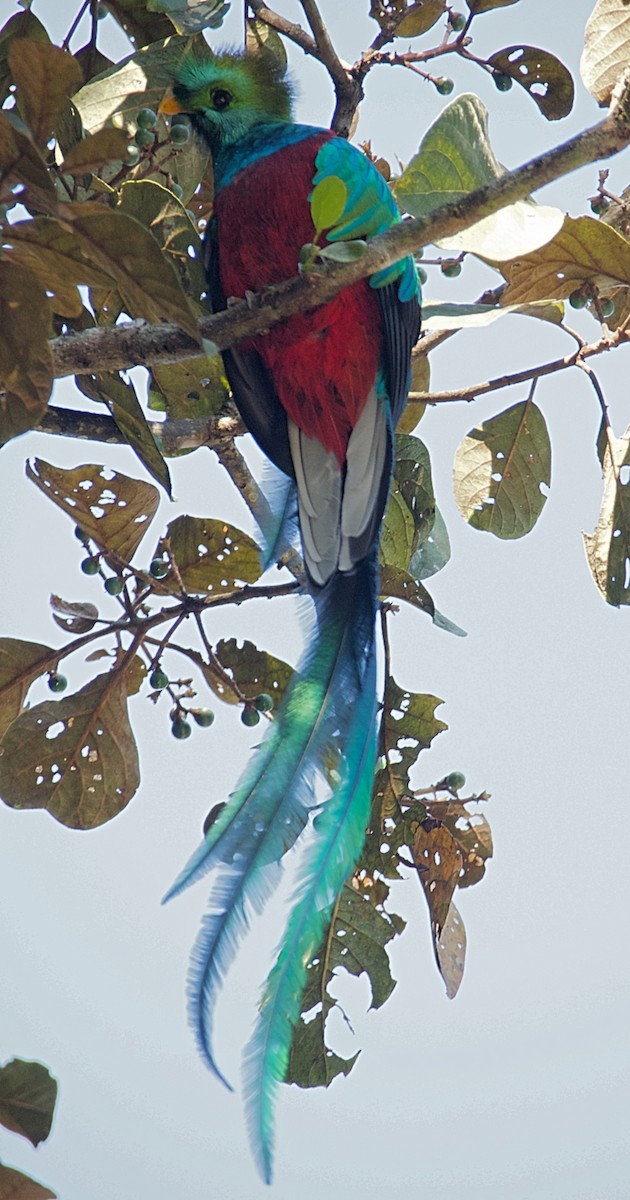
[466,0,520,11]
[310,174,348,238]
[454,399,551,538]
[0,261,52,447]
[0,1163,55,1200]
[395,1,445,37]
[0,110,56,207]
[501,215,630,303]
[61,126,131,173]
[0,663,144,829]
[581,0,630,106]
[8,39,83,147]
[26,460,159,564]
[4,217,114,318]
[204,638,293,705]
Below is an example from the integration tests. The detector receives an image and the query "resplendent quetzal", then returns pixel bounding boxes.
[162,46,421,1183]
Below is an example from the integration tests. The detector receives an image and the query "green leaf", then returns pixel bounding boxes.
[380,564,434,617]
[501,215,630,304]
[149,357,228,424]
[318,240,368,263]
[437,198,564,260]
[245,18,288,67]
[0,1060,57,1147]
[465,0,520,11]
[76,373,172,496]
[487,46,574,120]
[115,178,205,302]
[395,1,446,37]
[581,0,630,107]
[209,638,292,706]
[26,459,159,565]
[421,298,564,329]
[0,639,56,742]
[93,1,173,45]
[0,1164,55,1200]
[162,515,262,593]
[147,0,230,35]
[0,661,144,829]
[454,399,551,538]
[583,426,630,607]
[310,174,347,238]
[381,489,415,570]
[0,261,52,447]
[409,505,451,579]
[286,883,401,1089]
[8,39,83,148]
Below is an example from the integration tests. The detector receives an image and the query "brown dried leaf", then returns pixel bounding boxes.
[0,638,55,741]
[50,595,99,635]
[581,0,630,106]
[61,126,131,173]
[501,215,630,304]
[26,459,159,565]
[4,217,113,319]
[0,261,52,447]
[487,45,574,120]
[0,11,50,107]
[0,1058,57,1147]
[57,202,200,340]
[0,662,144,829]
[412,821,462,934]
[0,111,56,208]
[434,901,466,998]
[76,373,171,495]
[0,1164,55,1200]
[8,39,83,147]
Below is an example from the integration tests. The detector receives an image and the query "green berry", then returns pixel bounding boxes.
[96,2,108,18]
[136,107,158,130]
[104,575,123,595]
[150,557,169,579]
[171,123,190,145]
[569,289,588,309]
[441,260,462,278]
[124,144,141,167]
[493,72,513,92]
[48,672,67,693]
[193,708,215,727]
[171,717,192,740]
[241,705,261,727]
[450,11,466,32]
[74,525,89,544]
[590,195,610,216]
[169,181,184,200]
[435,77,454,96]
[417,266,428,286]
[444,771,466,792]
[135,128,155,148]
[81,555,100,575]
[254,693,274,713]
[599,297,615,318]
[150,668,169,691]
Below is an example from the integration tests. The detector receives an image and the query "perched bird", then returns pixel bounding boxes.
[162,46,421,1183]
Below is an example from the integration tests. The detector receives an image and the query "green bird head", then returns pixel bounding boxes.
[164,49,294,151]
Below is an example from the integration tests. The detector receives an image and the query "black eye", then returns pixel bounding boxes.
[211,89,232,111]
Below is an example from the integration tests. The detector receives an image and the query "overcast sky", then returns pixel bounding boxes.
[1,2,629,1198]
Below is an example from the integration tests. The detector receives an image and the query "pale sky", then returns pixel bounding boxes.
[1,2,629,1198]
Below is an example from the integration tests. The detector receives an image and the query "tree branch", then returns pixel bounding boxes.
[44,73,630,383]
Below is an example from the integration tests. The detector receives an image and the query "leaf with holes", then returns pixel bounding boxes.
[487,46,574,120]
[76,373,171,496]
[583,426,630,607]
[434,901,466,998]
[0,262,52,448]
[8,39,83,147]
[0,638,56,741]
[0,1164,55,1200]
[413,821,463,933]
[211,638,293,706]
[0,660,144,829]
[0,1059,57,1147]
[162,515,262,594]
[454,399,551,538]
[26,460,159,565]
[380,564,435,618]
[501,216,630,304]
[379,676,446,815]
[581,0,630,107]
[49,595,99,635]
[285,883,401,1089]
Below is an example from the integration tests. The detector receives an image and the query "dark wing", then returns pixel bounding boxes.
[377,282,422,430]
[204,221,294,479]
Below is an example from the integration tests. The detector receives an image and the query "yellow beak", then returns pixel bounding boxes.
[159,93,186,115]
